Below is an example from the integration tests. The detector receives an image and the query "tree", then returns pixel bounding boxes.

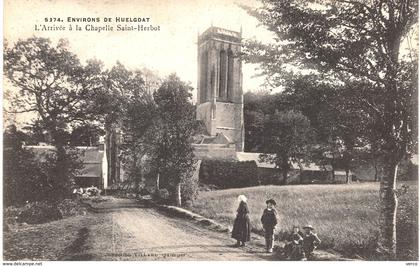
[242,0,418,258]
[69,124,105,146]
[90,62,159,188]
[119,72,157,192]
[2,125,81,205]
[244,91,293,151]
[259,110,313,184]
[152,74,197,206]
[4,37,101,199]
[4,125,43,206]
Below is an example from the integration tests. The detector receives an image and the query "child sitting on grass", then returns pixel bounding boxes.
[285,225,304,260]
[302,225,321,260]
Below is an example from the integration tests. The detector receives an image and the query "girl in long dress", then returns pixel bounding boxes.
[231,195,251,247]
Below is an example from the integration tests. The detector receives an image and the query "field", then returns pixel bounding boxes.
[190,181,418,260]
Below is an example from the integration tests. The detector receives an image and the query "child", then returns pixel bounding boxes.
[231,195,251,247]
[261,199,278,253]
[302,225,321,260]
[285,225,304,260]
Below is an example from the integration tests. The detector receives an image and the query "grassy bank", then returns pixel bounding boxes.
[190,181,418,260]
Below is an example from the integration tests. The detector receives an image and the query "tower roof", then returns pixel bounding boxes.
[198,26,241,44]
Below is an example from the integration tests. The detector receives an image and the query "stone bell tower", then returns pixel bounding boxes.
[196,27,244,152]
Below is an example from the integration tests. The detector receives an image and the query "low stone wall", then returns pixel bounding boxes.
[192,144,237,161]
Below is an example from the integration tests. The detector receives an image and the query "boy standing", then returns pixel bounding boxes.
[302,225,321,260]
[261,199,278,253]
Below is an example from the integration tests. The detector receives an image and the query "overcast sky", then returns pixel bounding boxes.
[4,0,274,98]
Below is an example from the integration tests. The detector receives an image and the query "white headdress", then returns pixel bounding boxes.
[238,195,247,203]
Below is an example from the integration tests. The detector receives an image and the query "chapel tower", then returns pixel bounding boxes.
[196,27,244,151]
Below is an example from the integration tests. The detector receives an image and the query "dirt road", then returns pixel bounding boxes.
[64,198,274,261]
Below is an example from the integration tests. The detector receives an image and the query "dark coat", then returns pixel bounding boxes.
[302,232,321,253]
[261,208,278,230]
[231,201,251,242]
[289,231,304,244]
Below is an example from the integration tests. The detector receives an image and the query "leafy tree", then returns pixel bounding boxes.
[152,74,197,206]
[242,0,418,257]
[4,37,101,199]
[244,109,265,151]
[91,62,160,188]
[3,125,81,205]
[69,124,105,146]
[4,125,43,206]
[244,91,292,151]
[120,73,157,192]
[259,110,313,184]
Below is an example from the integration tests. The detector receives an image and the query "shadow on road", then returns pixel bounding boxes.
[60,227,93,261]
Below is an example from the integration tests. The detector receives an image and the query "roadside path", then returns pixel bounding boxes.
[72,197,273,261]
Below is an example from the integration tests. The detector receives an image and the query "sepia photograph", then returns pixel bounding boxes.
[2,0,419,263]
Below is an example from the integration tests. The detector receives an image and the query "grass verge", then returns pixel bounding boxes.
[189,181,418,260]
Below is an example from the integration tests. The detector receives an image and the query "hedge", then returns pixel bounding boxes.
[199,160,259,189]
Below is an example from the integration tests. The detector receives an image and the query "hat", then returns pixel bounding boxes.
[266,199,276,206]
[238,195,247,203]
[303,225,314,230]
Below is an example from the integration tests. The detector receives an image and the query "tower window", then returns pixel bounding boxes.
[227,49,234,101]
[219,50,227,100]
[200,51,208,103]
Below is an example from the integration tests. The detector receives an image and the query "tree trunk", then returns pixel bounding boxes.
[345,169,351,184]
[378,161,399,259]
[373,155,379,181]
[175,182,182,206]
[281,156,288,185]
[330,156,336,182]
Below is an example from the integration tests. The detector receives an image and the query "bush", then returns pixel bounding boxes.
[153,188,170,204]
[3,125,82,206]
[199,160,259,189]
[16,202,63,224]
[5,198,87,226]
[3,145,46,206]
[38,148,82,201]
[57,198,87,218]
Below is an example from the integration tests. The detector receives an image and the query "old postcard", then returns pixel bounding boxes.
[2,0,418,264]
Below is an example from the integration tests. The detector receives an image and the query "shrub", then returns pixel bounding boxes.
[16,202,63,224]
[38,148,82,201]
[199,160,259,189]
[3,133,46,206]
[153,188,170,204]
[4,125,82,206]
[5,198,87,226]
[57,198,87,218]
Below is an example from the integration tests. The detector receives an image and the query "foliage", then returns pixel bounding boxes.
[4,37,99,202]
[242,0,418,256]
[153,188,170,204]
[199,160,259,189]
[151,74,197,206]
[69,124,105,146]
[259,110,313,183]
[3,125,45,206]
[3,124,82,206]
[90,62,160,189]
[4,37,102,146]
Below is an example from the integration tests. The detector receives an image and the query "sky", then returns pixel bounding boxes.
[4,0,274,98]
